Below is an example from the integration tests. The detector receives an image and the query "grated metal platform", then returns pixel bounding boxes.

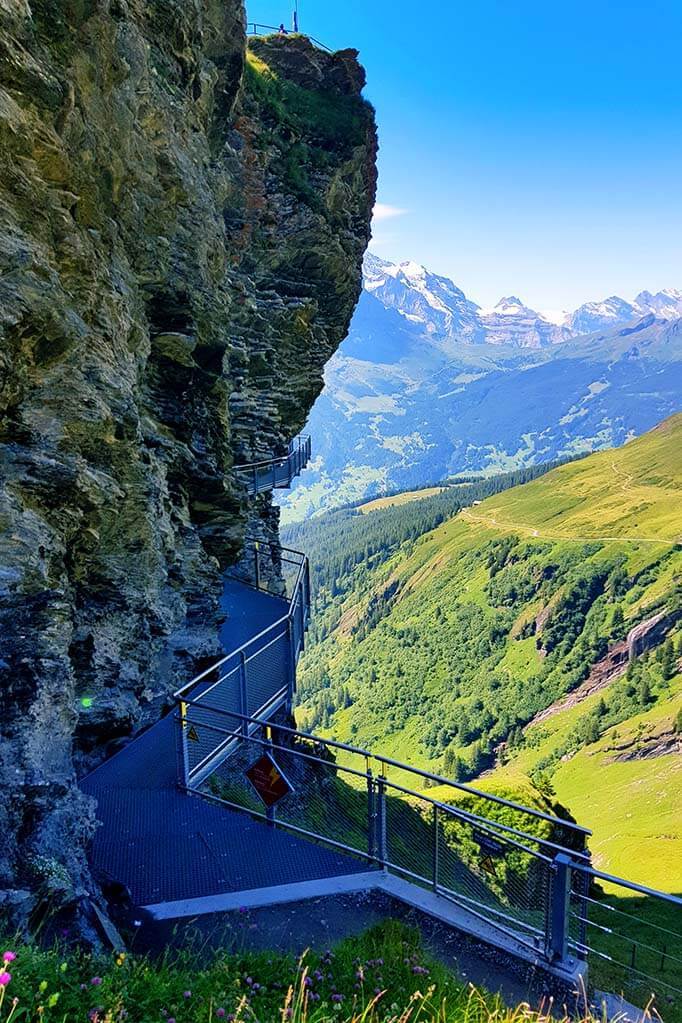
[81,579,369,909]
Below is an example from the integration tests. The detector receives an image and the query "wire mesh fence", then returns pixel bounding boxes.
[175,540,310,786]
[175,705,594,967]
[568,864,682,1017]
[227,536,310,605]
[174,702,682,1006]
[234,435,311,495]
[175,699,682,1018]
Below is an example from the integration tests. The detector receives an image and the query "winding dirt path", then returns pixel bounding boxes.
[611,460,634,494]
[459,507,677,546]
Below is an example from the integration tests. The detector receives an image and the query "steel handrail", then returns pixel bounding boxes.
[233,435,310,474]
[373,752,590,840]
[247,23,333,52]
[569,862,682,906]
[176,699,590,846]
[174,542,309,701]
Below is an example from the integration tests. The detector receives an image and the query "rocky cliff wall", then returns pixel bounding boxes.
[0,1,376,923]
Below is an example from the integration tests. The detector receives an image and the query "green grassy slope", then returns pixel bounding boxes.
[296,415,682,889]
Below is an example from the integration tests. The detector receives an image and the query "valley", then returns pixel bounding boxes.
[280,256,682,521]
[291,416,682,891]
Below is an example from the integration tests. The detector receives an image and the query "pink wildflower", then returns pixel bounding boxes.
[0,972,11,986]
[91,977,103,986]
[216,1010,226,1019]
[2,953,16,963]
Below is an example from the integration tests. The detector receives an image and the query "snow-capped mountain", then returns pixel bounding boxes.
[278,255,682,521]
[634,289,682,320]
[566,296,642,336]
[478,295,566,347]
[363,254,482,345]
[364,254,682,350]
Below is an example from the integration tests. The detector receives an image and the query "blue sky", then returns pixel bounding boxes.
[247,1,682,311]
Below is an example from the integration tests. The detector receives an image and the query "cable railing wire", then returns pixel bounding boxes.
[566,861,682,1008]
[570,939,682,997]
[170,511,681,1005]
[573,889,682,941]
[247,22,333,52]
[569,910,682,969]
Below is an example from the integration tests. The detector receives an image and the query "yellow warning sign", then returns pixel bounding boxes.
[480,855,496,875]
[187,725,200,743]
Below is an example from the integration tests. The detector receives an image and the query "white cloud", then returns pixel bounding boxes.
[372,203,409,222]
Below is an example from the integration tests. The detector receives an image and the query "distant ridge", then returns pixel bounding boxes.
[279,255,682,522]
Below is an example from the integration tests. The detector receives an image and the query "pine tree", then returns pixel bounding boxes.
[611,605,625,638]
[585,716,601,744]
[637,676,652,707]
[660,638,676,681]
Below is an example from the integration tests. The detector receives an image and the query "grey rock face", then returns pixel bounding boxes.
[0,4,376,921]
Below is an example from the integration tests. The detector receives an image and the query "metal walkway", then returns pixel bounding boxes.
[234,435,311,495]
[79,542,682,1012]
[81,576,364,909]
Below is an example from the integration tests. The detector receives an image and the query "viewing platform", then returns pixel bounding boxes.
[80,543,353,910]
[82,537,589,990]
[79,484,682,1009]
[234,435,312,496]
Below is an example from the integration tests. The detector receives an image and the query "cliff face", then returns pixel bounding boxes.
[0,1,376,922]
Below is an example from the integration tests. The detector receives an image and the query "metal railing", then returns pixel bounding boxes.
[175,707,682,1004]
[234,435,312,496]
[174,540,311,787]
[247,22,333,52]
[174,700,592,968]
[568,863,682,1013]
[170,506,682,1005]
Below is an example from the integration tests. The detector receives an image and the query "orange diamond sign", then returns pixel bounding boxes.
[245,753,293,808]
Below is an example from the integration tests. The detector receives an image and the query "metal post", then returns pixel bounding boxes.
[376,774,388,864]
[297,588,305,654]
[304,559,311,623]
[286,617,297,706]
[366,769,376,860]
[546,853,572,964]
[239,652,249,736]
[176,701,190,788]
[432,804,440,891]
[265,725,276,827]
[254,543,261,591]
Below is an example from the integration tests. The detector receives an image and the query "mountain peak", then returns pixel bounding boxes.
[493,296,528,314]
[398,259,427,279]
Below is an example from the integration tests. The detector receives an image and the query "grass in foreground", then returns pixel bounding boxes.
[0,920,618,1023]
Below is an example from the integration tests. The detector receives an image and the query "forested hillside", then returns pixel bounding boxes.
[283,457,582,612]
[294,416,682,889]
